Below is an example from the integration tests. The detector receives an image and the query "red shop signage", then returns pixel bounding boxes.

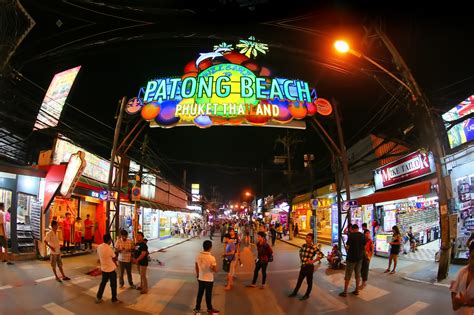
[373,150,435,190]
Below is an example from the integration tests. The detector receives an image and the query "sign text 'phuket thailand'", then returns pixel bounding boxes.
[127,37,332,128]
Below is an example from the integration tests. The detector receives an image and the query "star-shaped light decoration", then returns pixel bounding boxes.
[236,36,269,58]
[213,42,233,51]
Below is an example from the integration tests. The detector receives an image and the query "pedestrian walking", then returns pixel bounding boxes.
[133,231,149,294]
[270,225,277,246]
[339,224,365,297]
[223,233,236,290]
[95,233,121,304]
[84,214,94,251]
[288,233,319,300]
[0,203,13,265]
[247,231,273,289]
[115,229,136,289]
[360,229,374,290]
[194,240,219,314]
[220,223,226,243]
[451,243,474,313]
[44,220,71,282]
[385,225,401,274]
[210,224,215,240]
[294,222,299,238]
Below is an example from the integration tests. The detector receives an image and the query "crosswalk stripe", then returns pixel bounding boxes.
[395,301,429,315]
[42,302,75,315]
[0,285,13,290]
[64,277,91,287]
[358,283,390,302]
[126,278,186,313]
[288,279,347,314]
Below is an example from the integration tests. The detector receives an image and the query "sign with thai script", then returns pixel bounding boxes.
[129,37,332,129]
[373,150,435,190]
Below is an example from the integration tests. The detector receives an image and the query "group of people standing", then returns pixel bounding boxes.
[53,212,94,252]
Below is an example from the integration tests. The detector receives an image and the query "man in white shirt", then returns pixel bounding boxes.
[96,233,121,304]
[0,203,13,265]
[44,220,70,282]
[194,240,219,314]
[115,229,135,289]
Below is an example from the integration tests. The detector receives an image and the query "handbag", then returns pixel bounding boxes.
[223,258,231,272]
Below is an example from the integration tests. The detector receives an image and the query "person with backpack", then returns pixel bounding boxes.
[288,233,320,300]
[247,232,273,289]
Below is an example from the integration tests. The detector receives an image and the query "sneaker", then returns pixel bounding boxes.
[62,276,71,281]
[299,295,309,301]
[390,270,396,274]
[95,298,103,304]
[6,261,14,265]
[259,285,266,289]
[192,309,200,314]
[339,292,347,297]
[55,277,62,283]
[130,284,136,289]
[288,292,297,297]
[352,290,359,296]
[207,309,220,314]
[246,284,256,288]
[112,299,122,304]
[384,269,390,273]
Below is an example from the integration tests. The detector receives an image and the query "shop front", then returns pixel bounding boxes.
[291,197,312,232]
[357,150,439,257]
[445,143,474,261]
[0,166,45,254]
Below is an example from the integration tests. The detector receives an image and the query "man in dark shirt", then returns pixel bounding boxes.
[339,224,365,297]
[133,232,148,294]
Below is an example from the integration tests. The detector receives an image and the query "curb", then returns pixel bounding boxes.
[149,237,193,254]
[402,276,450,287]
[278,238,302,248]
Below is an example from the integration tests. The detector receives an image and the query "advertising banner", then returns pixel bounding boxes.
[373,150,435,190]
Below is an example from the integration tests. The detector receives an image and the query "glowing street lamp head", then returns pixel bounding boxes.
[245,192,251,196]
[334,40,350,53]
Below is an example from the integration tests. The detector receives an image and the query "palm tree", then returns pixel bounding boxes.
[236,36,269,58]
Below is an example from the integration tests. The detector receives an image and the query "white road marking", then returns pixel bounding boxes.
[358,283,390,301]
[42,302,75,315]
[288,279,347,314]
[64,277,91,287]
[0,285,13,290]
[127,278,186,313]
[395,301,430,315]
[35,276,56,283]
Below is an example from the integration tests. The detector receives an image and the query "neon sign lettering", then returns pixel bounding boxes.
[130,37,332,128]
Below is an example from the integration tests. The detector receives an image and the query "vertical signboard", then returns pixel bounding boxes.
[60,151,86,198]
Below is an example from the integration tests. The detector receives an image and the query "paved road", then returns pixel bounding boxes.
[0,237,452,314]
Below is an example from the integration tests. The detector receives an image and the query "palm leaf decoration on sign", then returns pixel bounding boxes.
[213,42,233,51]
[236,36,269,58]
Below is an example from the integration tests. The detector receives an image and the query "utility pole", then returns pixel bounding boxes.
[106,97,127,238]
[377,31,450,280]
[133,134,148,241]
[305,153,317,242]
[333,99,352,223]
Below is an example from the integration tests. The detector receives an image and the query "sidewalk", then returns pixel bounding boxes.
[278,234,459,287]
[147,236,193,254]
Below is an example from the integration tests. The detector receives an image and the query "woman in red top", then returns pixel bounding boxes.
[84,214,93,250]
[62,213,73,252]
[360,229,374,290]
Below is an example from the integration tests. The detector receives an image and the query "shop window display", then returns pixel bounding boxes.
[455,176,474,259]
[0,189,12,239]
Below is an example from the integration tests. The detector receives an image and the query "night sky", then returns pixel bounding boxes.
[3,1,474,202]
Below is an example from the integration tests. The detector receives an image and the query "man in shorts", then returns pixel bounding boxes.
[339,224,365,297]
[45,220,71,282]
[0,203,13,265]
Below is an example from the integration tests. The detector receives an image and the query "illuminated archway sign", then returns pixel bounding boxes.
[129,37,333,129]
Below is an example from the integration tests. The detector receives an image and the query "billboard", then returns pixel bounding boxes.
[442,95,474,149]
[373,150,435,190]
[34,66,81,130]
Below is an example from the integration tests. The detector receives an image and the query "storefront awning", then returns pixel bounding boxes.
[139,200,188,212]
[357,179,436,205]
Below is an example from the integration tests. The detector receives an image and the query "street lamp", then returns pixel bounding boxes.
[333,37,450,280]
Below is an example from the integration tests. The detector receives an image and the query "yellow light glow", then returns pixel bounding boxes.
[245,192,251,196]
[334,40,350,53]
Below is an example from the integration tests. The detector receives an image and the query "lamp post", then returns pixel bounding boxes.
[334,37,451,280]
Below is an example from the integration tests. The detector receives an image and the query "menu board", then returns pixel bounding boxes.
[375,234,392,256]
[30,200,42,240]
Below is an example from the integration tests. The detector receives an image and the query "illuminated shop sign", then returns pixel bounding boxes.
[129,37,332,128]
[60,151,86,198]
[373,150,435,190]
